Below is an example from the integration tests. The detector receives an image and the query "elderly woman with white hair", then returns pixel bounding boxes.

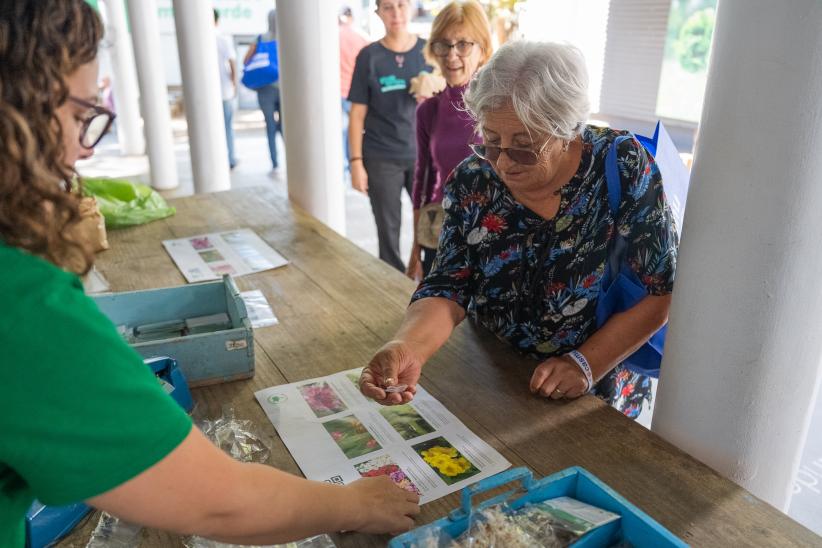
[359,41,678,418]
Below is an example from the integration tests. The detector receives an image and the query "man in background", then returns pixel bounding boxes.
[215,9,238,169]
[339,6,368,175]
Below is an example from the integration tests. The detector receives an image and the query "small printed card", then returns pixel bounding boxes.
[163,229,288,283]
[519,496,621,536]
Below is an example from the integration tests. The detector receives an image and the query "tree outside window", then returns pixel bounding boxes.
[656,0,717,123]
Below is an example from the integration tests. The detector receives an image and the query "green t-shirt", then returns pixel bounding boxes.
[0,244,193,547]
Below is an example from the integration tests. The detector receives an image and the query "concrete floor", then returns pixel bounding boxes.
[77,113,820,537]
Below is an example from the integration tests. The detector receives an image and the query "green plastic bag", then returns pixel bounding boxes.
[82,177,176,229]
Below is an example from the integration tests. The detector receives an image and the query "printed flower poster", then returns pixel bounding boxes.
[163,228,288,283]
[255,368,511,505]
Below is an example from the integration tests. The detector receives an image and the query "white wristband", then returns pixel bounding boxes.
[566,350,593,392]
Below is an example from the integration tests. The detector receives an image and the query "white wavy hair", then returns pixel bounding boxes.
[464,40,590,142]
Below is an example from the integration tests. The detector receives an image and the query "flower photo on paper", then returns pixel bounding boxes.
[378,404,435,440]
[413,436,480,485]
[322,415,381,459]
[298,381,348,418]
[355,454,421,495]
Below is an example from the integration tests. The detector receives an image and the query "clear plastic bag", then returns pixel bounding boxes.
[183,533,336,548]
[198,407,271,463]
[448,506,545,548]
[85,512,142,547]
[509,504,577,546]
[240,290,279,328]
[405,504,567,548]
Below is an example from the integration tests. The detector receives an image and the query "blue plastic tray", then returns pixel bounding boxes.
[390,467,688,547]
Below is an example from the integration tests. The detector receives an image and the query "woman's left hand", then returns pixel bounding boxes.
[405,244,423,282]
[529,356,589,399]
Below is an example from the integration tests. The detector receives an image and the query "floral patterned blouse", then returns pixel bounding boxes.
[411,126,679,360]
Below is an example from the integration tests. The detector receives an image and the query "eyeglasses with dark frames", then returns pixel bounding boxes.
[431,40,476,57]
[68,96,116,149]
[468,140,551,166]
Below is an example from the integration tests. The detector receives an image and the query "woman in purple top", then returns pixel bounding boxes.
[407,1,493,281]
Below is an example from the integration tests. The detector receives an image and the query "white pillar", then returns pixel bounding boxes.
[651,0,822,511]
[101,0,144,156]
[276,0,346,235]
[172,0,231,193]
[126,0,178,189]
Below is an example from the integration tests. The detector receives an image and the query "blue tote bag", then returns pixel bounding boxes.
[595,124,689,377]
[241,37,279,90]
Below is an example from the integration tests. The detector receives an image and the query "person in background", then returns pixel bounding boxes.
[244,9,282,177]
[348,0,431,272]
[339,6,368,175]
[0,2,419,547]
[215,9,237,170]
[407,0,492,281]
[359,41,677,419]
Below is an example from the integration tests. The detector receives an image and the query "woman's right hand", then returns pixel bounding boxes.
[345,476,421,534]
[359,340,422,405]
[405,244,423,281]
[351,162,368,194]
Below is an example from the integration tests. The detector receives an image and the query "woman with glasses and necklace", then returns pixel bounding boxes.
[407,1,492,281]
[348,0,431,272]
[0,2,419,546]
[359,41,679,418]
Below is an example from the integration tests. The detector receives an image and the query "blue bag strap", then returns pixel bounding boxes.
[604,135,633,218]
[604,135,634,278]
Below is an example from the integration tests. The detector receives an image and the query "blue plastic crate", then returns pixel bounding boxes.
[390,467,688,547]
[25,501,90,548]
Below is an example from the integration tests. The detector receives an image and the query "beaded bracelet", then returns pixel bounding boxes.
[565,349,594,392]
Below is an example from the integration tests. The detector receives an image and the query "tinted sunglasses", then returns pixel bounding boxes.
[469,143,545,166]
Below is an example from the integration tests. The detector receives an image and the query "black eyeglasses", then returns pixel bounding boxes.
[469,142,549,166]
[431,40,476,57]
[68,96,115,149]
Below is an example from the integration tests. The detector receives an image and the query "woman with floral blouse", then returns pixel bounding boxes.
[359,41,678,418]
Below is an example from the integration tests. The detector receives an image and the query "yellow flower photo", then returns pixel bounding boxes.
[413,436,480,485]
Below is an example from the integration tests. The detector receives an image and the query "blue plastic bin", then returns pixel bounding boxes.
[25,501,90,548]
[390,467,688,547]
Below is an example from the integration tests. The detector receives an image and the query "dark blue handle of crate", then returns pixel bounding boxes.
[145,356,173,375]
[454,467,534,519]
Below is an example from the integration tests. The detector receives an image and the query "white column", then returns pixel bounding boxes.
[276,0,346,235]
[172,0,231,193]
[101,0,144,155]
[652,0,822,511]
[126,0,178,190]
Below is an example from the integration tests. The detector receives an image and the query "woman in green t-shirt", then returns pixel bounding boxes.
[0,2,419,547]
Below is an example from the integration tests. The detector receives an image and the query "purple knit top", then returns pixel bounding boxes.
[412,83,478,209]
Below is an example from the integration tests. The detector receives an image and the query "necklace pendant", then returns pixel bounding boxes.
[395,54,405,68]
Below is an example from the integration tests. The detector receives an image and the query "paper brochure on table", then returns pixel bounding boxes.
[255,368,511,505]
[163,228,288,283]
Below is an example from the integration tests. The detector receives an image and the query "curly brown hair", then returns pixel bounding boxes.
[0,0,103,274]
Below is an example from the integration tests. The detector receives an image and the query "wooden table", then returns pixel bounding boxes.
[61,186,818,547]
